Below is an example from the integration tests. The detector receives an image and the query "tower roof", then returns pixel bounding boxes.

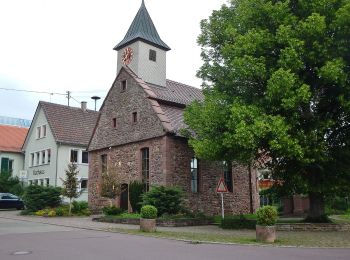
[114,0,170,51]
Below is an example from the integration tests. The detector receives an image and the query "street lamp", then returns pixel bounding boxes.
[91,96,101,111]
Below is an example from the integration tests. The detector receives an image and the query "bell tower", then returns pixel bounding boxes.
[114,0,171,87]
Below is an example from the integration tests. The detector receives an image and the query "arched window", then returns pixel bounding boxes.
[191,157,199,193]
[141,148,150,191]
[223,161,233,192]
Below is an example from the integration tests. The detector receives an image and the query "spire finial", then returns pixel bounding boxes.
[142,0,145,6]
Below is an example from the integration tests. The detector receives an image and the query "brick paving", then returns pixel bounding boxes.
[1,210,349,248]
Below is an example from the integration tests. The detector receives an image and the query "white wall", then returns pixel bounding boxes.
[117,41,167,86]
[0,151,24,178]
[23,107,57,186]
[56,145,89,201]
[23,106,89,201]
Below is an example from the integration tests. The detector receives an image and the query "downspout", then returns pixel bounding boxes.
[55,142,60,187]
[248,163,254,214]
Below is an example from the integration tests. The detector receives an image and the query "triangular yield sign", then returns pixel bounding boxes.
[216,177,228,193]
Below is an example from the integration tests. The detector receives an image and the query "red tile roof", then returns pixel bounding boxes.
[0,125,28,153]
[40,102,99,146]
[149,80,204,106]
[121,66,204,137]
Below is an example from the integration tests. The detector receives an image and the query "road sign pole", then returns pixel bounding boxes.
[221,192,224,219]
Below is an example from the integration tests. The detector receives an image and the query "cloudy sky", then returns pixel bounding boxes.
[0,0,227,120]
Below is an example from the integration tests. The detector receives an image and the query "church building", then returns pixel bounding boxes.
[88,1,259,215]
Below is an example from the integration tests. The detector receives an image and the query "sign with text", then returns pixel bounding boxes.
[33,170,45,176]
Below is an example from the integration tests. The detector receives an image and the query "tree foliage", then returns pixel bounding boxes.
[185,0,350,218]
[61,163,80,215]
[0,171,24,196]
[23,185,61,212]
[100,166,123,205]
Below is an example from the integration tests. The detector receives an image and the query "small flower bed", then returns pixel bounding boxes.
[33,201,91,217]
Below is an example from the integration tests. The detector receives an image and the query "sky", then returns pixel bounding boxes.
[0,0,227,120]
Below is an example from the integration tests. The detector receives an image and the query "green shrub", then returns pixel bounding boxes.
[256,206,278,226]
[142,186,184,216]
[23,185,61,212]
[0,171,24,196]
[55,206,69,216]
[141,205,157,219]
[129,181,144,213]
[221,214,257,229]
[102,206,124,216]
[71,201,89,213]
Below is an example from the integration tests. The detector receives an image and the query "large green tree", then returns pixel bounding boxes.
[184,0,350,219]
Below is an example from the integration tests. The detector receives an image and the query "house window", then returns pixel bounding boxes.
[70,149,78,163]
[141,148,149,192]
[82,151,89,164]
[121,80,127,92]
[42,125,47,137]
[46,178,50,187]
[42,150,46,165]
[47,149,51,163]
[223,161,233,192]
[101,154,107,174]
[31,153,34,167]
[40,179,44,186]
[113,118,117,128]
[81,179,88,190]
[149,49,156,62]
[1,157,13,174]
[36,126,41,139]
[29,180,33,185]
[36,152,40,166]
[132,112,138,123]
[191,157,199,193]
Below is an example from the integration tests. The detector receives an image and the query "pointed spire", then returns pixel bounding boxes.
[114,0,170,51]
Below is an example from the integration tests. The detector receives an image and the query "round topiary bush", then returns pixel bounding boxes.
[256,206,278,226]
[141,205,157,219]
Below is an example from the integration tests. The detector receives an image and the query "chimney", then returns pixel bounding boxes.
[81,101,87,111]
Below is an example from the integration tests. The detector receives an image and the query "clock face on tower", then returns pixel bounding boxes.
[122,47,134,65]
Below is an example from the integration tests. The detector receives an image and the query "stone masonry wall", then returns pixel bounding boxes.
[89,69,165,151]
[166,136,259,215]
[89,135,259,215]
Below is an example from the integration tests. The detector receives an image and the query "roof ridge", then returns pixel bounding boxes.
[166,79,202,91]
[39,101,98,114]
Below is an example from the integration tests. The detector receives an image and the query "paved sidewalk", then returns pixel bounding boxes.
[1,210,350,248]
[0,210,228,234]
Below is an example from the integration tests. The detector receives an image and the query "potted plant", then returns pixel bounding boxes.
[256,205,278,243]
[140,205,157,232]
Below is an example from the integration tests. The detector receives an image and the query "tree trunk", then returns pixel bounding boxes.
[307,192,325,219]
[69,198,72,216]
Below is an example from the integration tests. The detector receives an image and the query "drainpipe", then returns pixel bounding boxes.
[55,142,60,187]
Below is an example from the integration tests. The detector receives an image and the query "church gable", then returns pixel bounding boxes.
[88,68,167,151]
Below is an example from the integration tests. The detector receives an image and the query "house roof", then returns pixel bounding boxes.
[149,80,204,106]
[40,102,99,146]
[125,66,203,136]
[0,125,28,153]
[114,0,170,51]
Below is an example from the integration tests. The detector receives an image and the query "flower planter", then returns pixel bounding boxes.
[140,218,156,232]
[256,225,276,243]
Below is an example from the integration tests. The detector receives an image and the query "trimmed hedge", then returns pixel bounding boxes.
[141,205,158,219]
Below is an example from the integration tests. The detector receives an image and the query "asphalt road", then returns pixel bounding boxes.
[0,218,349,260]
